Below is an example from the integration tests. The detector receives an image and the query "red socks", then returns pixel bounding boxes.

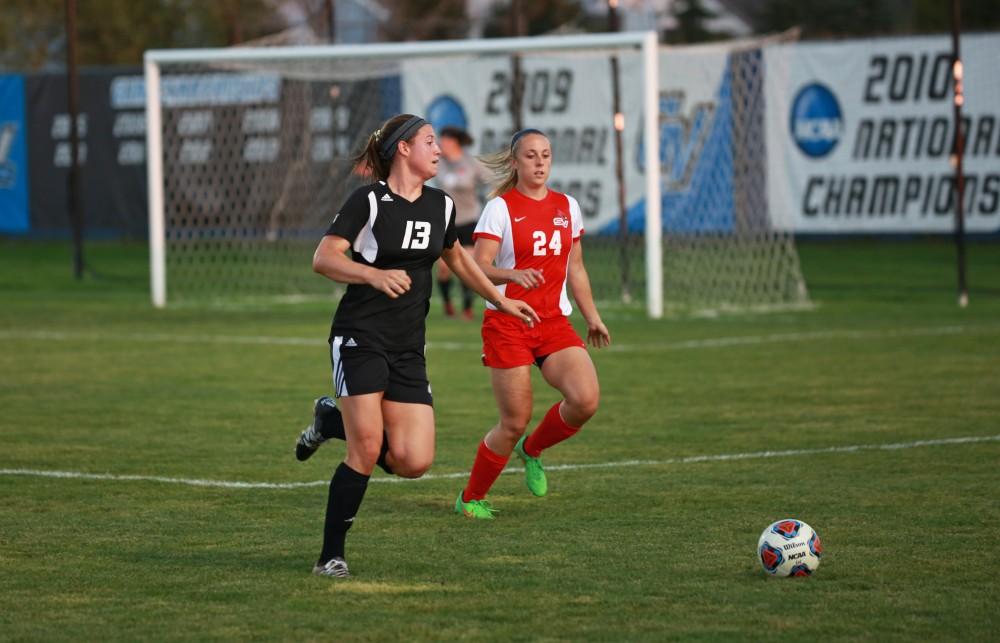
[462,402,582,502]
[523,401,580,458]
[462,440,510,502]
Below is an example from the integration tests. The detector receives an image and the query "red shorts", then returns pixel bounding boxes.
[481,310,586,369]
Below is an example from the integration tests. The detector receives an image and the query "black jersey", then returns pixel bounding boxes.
[325,181,459,350]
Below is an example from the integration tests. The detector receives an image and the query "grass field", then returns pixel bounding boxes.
[1,237,998,641]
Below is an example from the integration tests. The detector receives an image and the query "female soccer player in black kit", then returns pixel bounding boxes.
[303,114,537,578]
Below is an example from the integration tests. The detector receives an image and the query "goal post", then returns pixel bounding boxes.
[143,32,663,314]
[144,56,166,308]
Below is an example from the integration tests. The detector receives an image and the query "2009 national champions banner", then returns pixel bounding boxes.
[766,34,1000,233]
[402,53,645,230]
[402,47,747,235]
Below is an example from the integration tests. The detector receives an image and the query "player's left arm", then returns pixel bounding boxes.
[567,239,611,348]
[442,243,539,326]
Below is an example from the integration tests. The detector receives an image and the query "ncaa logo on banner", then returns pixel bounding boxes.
[790,83,843,158]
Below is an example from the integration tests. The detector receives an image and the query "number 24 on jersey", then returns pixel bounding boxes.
[533,230,562,256]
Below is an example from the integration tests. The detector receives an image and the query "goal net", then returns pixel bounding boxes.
[145,33,662,311]
[144,32,807,315]
[656,34,810,313]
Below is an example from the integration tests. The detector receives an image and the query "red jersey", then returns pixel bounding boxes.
[473,187,584,319]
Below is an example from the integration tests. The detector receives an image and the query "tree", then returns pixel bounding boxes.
[481,0,583,38]
[0,0,66,70]
[379,0,468,41]
[665,0,719,44]
[751,0,1000,39]
[751,0,896,38]
[0,0,281,71]
[911,0,1000,33]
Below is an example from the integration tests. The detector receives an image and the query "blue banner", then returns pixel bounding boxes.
[0,74,29,234]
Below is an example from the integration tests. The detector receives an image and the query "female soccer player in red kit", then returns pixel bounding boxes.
[455,129,611,519]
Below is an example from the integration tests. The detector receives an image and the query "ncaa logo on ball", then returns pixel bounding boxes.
[789,83,843,158]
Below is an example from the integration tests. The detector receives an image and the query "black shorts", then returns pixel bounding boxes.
[329,335,433,406]
[456,222,477,247]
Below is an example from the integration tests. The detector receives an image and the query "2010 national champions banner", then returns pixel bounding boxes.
[766,34,1000,233]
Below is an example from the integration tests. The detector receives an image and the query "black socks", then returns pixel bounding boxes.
[375,439,393,475]
[319,462,370,563]
[315,402,346,440]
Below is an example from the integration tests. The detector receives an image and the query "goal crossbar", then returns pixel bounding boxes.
[145,32,654,64]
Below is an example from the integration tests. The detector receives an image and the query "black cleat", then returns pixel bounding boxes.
[295,397,336,462]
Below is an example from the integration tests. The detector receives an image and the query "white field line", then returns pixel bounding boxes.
[2,434,997,491]
[0,323,998,353]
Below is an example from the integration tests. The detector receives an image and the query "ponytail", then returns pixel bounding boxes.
[351,113,426,182]
[479,148,518,200]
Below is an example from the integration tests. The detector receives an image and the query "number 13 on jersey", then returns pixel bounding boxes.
[402,220,431,250]
[532,230,562,256]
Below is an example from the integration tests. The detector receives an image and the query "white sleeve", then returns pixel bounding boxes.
[474,196,509,241]
[567,195,585,239]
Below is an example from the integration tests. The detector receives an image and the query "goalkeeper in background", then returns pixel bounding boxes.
[431,126,492,320]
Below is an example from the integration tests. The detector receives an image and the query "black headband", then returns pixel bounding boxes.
[510,128,546,151]
[378,116,428,160]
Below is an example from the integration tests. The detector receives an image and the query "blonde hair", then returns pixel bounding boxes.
[479,130,550,199]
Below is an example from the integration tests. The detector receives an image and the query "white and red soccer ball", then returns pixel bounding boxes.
[757,519,823,577]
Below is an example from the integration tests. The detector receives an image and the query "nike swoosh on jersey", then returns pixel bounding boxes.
[514,216,527,222]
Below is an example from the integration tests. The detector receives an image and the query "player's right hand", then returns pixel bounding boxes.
[368,269,411,298]
[509,268,545,289]
[496,297,540,327]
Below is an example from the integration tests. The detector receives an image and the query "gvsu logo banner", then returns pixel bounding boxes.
[622,45,740,235]
[0,75,29,233]
[766,35,1000,233]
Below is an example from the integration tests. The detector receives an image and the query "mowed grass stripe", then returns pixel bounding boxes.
[4,433,997,490]
[1,322,999,352]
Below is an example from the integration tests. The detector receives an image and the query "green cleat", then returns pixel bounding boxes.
[514,435,548,497]
[455,492,498,519]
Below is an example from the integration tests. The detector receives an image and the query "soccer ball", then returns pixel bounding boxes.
[757,519,823,577]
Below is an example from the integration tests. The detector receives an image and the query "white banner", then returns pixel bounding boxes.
[403,47,740,234]
[403,53,644,230]
[766,34,1000,233]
